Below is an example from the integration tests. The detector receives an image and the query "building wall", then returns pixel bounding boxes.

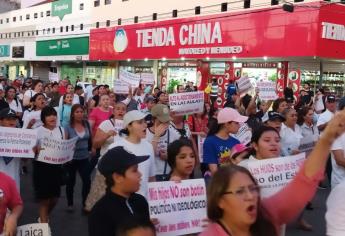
[0,0,20,14]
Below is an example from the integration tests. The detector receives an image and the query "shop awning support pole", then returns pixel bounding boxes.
[319,61,323,88]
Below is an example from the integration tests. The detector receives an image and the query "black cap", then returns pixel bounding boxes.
[0,108,17,119]
[326,95,336,103]
[98,146,149,176]
[338,97,345,110]
[263,111,286,122]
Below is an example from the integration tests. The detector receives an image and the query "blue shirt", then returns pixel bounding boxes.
[59,104,72,128]
[65,123,91,160]
[202,135,240,165]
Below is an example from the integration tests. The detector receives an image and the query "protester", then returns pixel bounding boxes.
[314,88,325,114]
[88,94,113,136]
[23,79,44,107]
[88,146,151,236]
[116,217,156,236]
[262,111,286,132]
[64,104,92,211]
[4,86,22,119]
[280,108,302,156]
[47,82,60,108]
[229,144,251,165]
[156,91,168,105]
[22,93,46,129]
[326,180,345,236]
[317,95,336,132]
[201,110,345,236]
[59,93,73,128]
[284,81,294,103]
[272,98,288,114]
[58,84,80,108]
[0,172,23,236]
[297,106,320,146]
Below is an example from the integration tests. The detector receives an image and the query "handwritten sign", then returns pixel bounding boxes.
[247,153,305,198]
[257,81,278,100]
[48,72,59,82]
[148,179,207,236]
[113,80,129,94]
[119,69,141,88]
[233,123,252,145]
[141,73,155,85]
[0,127,37,158]
[235,76,253,95]
[197,135,206,163]
[0,223,50,236]
[169,91,204,116]
[37,137,78,164]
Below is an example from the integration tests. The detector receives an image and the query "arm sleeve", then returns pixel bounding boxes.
[331,135,344,151]
[262,164,324,225]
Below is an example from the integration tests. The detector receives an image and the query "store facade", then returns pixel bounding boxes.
[89,1,345,104]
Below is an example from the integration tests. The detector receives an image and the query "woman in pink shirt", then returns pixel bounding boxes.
[200,110,345,236]
[88,94,112,136]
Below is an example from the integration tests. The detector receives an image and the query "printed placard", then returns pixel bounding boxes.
[119,69,141,88]
[37,137,78,164]
[233,124,252,145]
[298,136,316,154]
[169,91,204,116]
[235,76,253,95]
[247,153,305,198]
[257,81,278,100]
[197,135,206,163]
[141,73,155,85]
[0,127,37,158]
[113,80,130,94]
[148,179,207,236]
[0,223,50,236]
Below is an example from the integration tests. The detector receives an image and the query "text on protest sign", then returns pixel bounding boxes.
[235,77,253,95]
[140,73,155,85]
[0,127,37,158]
[233,123,252,145]
[247,153,305,198]
[113,80,129,94]
[148,179,207,236]
[0,223,50,236]
[169,91,204,116]
[48,72,59,83]
[257,81,278,100]
[119,69,141,88]
[298,136,316,154]
[37,137,78,164]
[197,135,206,163]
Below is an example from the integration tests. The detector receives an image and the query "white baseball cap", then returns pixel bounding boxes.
[123,110,147,128]
[326,181,345,236]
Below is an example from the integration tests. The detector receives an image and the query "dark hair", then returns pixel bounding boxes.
[207,117,222,136]
[242,94,252,110]
[297,106,313,126]
[40,106,57,124]
[74,85,82,91]
[5,86,16,98]
[167,139,195,169]
[281,107,295,120]
[272,98,286,113]
[30,93,46,110]
[104,170,126,191]
[62,93,73,103]
[31,79,43,91]
[70,104,85,126]
[207,165,277,236]
[251,125,280,144]
[116,217,156,236]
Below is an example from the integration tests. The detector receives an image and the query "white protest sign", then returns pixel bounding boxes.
[247,153,305,198]
[298,136,316,154]
[148,179,207,236]
[0,223,50,236]
[169,91,204,116]
[233,123,252,145]
[113,80,129,94]
[235,76,253,95]
[141,73,155,85]
[119,69,141,88]
[257,81,278,100]
[0,127,37,158]
[37,137,78,164]
[48,72,59,82]
[197,135,206,163]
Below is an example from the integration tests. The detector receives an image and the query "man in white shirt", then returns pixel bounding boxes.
[86,79,97,102]
[317,95,337,132]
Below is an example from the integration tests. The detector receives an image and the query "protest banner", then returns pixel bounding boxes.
[113,80,129,94]
[148,179,207,236]
[141,73,155,85]
[0,127,37,158]
[197,135,206,163]
[37,137,78,164]
[298,136,316,154]
[235,76,253,95]
[119,69,141,88]
[169,91,204,116]
[247,153,305,198]
[0,223,50,236]
[233,123,252,145]
[257,81,278,100]
[48,72,59,82]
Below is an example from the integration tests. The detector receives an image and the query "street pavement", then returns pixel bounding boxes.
[19,163,329,236]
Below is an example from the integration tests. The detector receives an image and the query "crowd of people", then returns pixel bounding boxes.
[0,76,345,236]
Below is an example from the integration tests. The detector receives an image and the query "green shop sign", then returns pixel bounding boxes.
[0,45,10,57]
[52,0,72,20]
[36,37,89,56]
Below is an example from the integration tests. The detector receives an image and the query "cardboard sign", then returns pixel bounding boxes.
[0,127,37,158]
[0,223,50,236]
[141,73,155,85]
[113,80,130,94]
[169,91,204,116]
[257,81,278,100]
[148,179,207,236]
[119,69,141,88]
[37,137,78,164]
[235,76,253,95]
[233,124,252,145]
[247,153,305,198]
[197,135,206,163]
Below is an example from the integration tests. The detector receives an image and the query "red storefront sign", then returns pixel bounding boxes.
[90,2,345,61]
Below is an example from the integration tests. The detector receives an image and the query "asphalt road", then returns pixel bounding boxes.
[18,163,329,236]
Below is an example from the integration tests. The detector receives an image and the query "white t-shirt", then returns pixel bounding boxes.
[98,119,123,156]
[86,85,96,102]
[24,89,37,99]
[316,109,334,128]
[314,94,325,112]
[145,126,181,176]
[58,94,80,108]
[280,123,303,156]
[331,133,345,188]
[7,99,23,113]
[108,138,155,198]
[22,110,43,129]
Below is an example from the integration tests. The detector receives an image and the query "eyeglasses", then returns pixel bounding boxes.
[223,185,260,198]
